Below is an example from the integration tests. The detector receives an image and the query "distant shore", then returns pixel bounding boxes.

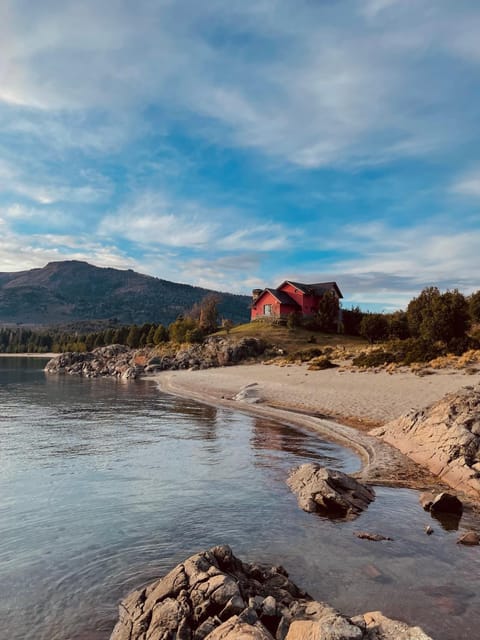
[154,362,479,494]
[0,353,56,358]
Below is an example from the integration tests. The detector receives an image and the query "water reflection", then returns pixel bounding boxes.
[250,416,358,481]
[1,359,480,640]
[430,510,462,531]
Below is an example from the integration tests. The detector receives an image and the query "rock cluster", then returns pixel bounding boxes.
[145,337,266,373]
[286,464,375,518]
[45,337,266,379]
[371,385,480,500]
[110,545,432,640]
[44,345,141,379]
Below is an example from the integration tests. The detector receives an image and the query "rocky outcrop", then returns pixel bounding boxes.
[286,464,375,518]
[110,545,432,640]
[44,345,141,379]
[45,337,267,379]
[371,385,480,500]
[144,337,266,372]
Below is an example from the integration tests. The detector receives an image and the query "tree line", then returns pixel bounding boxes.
[352,287,480,347]
[1,288,479,357]
[0,294,222,353]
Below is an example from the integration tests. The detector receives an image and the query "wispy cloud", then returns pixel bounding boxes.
[320,221,480,307]
[0,158,112,204]
[1,1,480,309]
[99,192,218,248]
[451,168,480,197]
[3,1,480,167]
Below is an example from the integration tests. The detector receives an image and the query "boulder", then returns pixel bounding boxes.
[430,492,463,516]
[234,383,262,404]
[372,385,480,500]
[110,546,432,640]
[358,611,432,640]
[286,463,375,518]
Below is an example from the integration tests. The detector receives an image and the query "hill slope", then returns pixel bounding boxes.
[0,261,251,326]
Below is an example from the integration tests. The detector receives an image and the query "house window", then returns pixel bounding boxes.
[263,304,272,316]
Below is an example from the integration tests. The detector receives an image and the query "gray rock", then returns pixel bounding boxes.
[45,337,267,379]
[287,463,375,518]
[110,546,431,640]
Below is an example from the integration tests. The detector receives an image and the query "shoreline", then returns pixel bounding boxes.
[0,352,56,358]
[153,363,479,494]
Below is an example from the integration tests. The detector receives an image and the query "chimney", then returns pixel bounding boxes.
[252,289,262,302]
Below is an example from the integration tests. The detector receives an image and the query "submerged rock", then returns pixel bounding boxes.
[286,463,375,518]
[110,545,432,640]
[355,531,393,542]
[457,531,480,546]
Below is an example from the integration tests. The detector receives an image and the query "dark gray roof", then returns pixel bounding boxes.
[264,288,301,306]
[285,281,343,298]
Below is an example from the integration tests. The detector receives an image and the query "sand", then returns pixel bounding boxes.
[154,363,480,495]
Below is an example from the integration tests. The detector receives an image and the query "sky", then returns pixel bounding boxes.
[1,0,480,311]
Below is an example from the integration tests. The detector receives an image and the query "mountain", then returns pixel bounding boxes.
[0,261,251,327]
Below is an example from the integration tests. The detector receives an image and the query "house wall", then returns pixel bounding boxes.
[251,292,298,320]
[251,291,279,320]
[279,282,320,315]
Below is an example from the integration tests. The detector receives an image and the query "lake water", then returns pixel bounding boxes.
[1,357,480,640]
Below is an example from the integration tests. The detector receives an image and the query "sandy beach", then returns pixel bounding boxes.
[155,363,480,497]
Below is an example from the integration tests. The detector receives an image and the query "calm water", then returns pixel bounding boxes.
[1,358,480,640]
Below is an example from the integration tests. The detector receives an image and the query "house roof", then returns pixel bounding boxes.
[254,288,301,306]
[283,281,343,299]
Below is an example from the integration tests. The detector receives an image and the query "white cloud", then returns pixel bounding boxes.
[0,158,112,204]
[451,168,480,197]
[219,224,292,252]
[326,221,480,303]
[0,224,135,274]
[2,1,480,167]
[1,203,69,228]
[99,192,218,248]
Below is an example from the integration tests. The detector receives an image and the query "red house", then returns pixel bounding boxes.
[250,280,343,321]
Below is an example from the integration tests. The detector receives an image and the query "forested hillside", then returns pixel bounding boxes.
[0,260,250,326]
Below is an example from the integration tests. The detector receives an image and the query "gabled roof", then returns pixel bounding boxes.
[254,288,301,307]
[282,281,343,299]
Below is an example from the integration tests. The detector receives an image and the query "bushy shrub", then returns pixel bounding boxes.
[185,327,204,343]
[352,349,397,368]
[307,356,337,370]
[341,306,363,336]
[359,314,389,344]
[286,347,325,362]
[388,338,445,365]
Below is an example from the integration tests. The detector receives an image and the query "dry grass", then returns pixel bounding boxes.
[214,321,366,355]
[428,349,480,371]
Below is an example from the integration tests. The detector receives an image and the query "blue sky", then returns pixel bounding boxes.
[1,0,480,310]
